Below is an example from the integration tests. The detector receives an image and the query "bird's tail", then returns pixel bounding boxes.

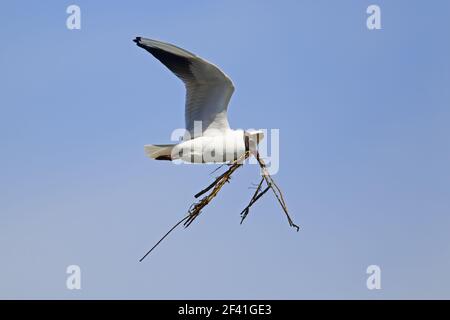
[144,144,176,161]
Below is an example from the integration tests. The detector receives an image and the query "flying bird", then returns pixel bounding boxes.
[133,37,299,261]
[133,37,264,163]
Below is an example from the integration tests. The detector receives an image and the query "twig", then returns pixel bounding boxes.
[140,152,250,262]
[209,164,225,176]
[240,177,266,224]
[195,155,248,199]
[139,215,190,262]
[139,149,299,262]
[185,152,250,227]
[194,169,231,199]
[255,153,300,231]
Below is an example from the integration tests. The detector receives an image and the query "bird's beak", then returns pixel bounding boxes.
[245,130,265,155]
[255,131,264,144]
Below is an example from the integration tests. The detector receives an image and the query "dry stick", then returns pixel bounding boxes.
[209,163,226,176]
[184,154,250,228]
[139,215,190,262]
[240,177,267,224]
[255,153,300,231]
[194,155,248,199]
[139,153,249,262]
[194,169,231,199]
[139,151,299,262]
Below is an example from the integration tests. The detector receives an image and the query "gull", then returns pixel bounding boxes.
[133,38,299,261]
[133,37,264,164]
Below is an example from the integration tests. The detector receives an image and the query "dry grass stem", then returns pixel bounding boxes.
[139,150,299,262]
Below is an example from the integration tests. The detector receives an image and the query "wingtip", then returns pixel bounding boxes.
[133,36,141,44]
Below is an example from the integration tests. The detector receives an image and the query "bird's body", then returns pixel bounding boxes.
[172,129,247,163]
[134,37,263,163]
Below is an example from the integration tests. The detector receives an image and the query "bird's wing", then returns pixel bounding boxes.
[134,37,235,137]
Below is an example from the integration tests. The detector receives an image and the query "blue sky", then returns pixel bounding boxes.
[1,0,449,299]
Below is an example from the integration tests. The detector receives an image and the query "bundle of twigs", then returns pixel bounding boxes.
[139,151,299,262]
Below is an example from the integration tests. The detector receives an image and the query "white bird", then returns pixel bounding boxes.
[133,37,264,163]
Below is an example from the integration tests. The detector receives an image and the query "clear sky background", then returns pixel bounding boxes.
[1,1,449,299]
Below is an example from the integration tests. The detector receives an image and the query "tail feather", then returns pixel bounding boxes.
[144,144,175,160]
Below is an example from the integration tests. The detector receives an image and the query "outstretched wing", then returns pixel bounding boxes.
[134,37,235,137]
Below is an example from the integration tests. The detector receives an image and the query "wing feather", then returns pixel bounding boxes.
[134,37,234,136]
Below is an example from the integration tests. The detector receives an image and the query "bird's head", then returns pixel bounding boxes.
[244,129,265,153]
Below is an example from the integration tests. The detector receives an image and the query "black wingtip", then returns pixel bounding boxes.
[133,37,141,44]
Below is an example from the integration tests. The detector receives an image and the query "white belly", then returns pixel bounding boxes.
[172,130,246,164]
